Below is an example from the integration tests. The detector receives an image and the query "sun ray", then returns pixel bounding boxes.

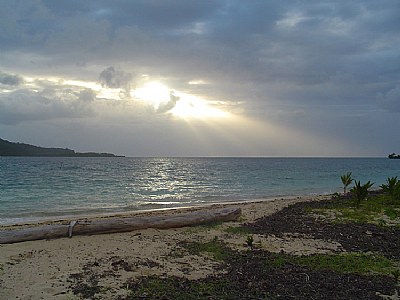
[169,92,230,120]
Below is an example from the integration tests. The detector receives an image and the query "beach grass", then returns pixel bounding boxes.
[310,193,400,227]
[270,252,397,276]
[180,237,231,261]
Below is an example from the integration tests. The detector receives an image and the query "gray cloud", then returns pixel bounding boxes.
[378,85,400,112]
[42,0,224,31]
[157,91,180,113]
[0,81,96,125]
[0,71,24,86]
[99,67,133,90]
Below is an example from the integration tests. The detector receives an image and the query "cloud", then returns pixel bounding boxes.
[0,71,24,86]
[0,78,96,125]
[0,72,165,126]
[157,91,180,113]
[98,66,133,90]
[42,0,224,31]
[378,85,400,112]
[1,1,400,156]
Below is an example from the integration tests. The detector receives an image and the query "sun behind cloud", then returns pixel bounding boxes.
[132,81,170,108]
[132,81,230,120]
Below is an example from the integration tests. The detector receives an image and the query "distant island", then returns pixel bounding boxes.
[0,138,124,157]
[388,153,400,159]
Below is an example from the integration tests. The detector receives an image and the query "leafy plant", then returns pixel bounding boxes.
[341,172,353,195]
[384,208,399,220]
[380,176,400,204]
[350,180,374,209]
[245,235,254,247]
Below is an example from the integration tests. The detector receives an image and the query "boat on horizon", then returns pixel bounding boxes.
[388,153,400,159]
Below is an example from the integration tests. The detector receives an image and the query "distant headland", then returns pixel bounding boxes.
[0,138,124,157]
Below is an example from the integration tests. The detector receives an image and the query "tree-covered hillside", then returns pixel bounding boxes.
[0,138,122,157]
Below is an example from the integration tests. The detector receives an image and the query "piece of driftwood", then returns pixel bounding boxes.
[0,207,241,244]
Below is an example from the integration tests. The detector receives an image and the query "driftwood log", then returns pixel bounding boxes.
[0,207,241,244]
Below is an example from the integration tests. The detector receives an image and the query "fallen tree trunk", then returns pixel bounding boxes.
[0,207,241,244]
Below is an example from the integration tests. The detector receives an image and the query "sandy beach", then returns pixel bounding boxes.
[0,195,335,299]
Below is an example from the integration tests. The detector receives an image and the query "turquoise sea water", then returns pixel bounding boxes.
[0,157,399,225]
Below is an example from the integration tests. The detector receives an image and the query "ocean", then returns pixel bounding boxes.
[0,157,399,225]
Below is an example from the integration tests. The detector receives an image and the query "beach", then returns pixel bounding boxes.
[0,195,329,299]
[1,194,398,299]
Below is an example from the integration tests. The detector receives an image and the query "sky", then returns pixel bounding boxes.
[0,0,399,157]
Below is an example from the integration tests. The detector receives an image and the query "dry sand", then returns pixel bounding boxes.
[0,195,334,299]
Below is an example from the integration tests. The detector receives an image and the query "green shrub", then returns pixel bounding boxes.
[384,208,399,220]
[351,180,374,209]
[341,172,353,195]
[245,235,254,247]
[380,176,400,204]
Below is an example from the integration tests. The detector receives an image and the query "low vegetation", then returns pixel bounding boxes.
[314,195,400,227]
[271,252,396,276]
[381,176,400,204]
[351,180,374,209]
[122,247,398,300]
[179,237,231,261]
[125,275,238,300]
[224,225,252,235]
[71,173,400,299]
[340,171,353,195]
[312,175,400,227]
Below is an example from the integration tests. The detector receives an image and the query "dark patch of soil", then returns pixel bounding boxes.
[245,198,400,259]
[70,271,101,299]
[223,250,395,300]
[69,256,160,299]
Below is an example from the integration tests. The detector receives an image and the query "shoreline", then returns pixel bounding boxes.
[0,194,322,229]
[3,193,397,299]
[0,194,331,299]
